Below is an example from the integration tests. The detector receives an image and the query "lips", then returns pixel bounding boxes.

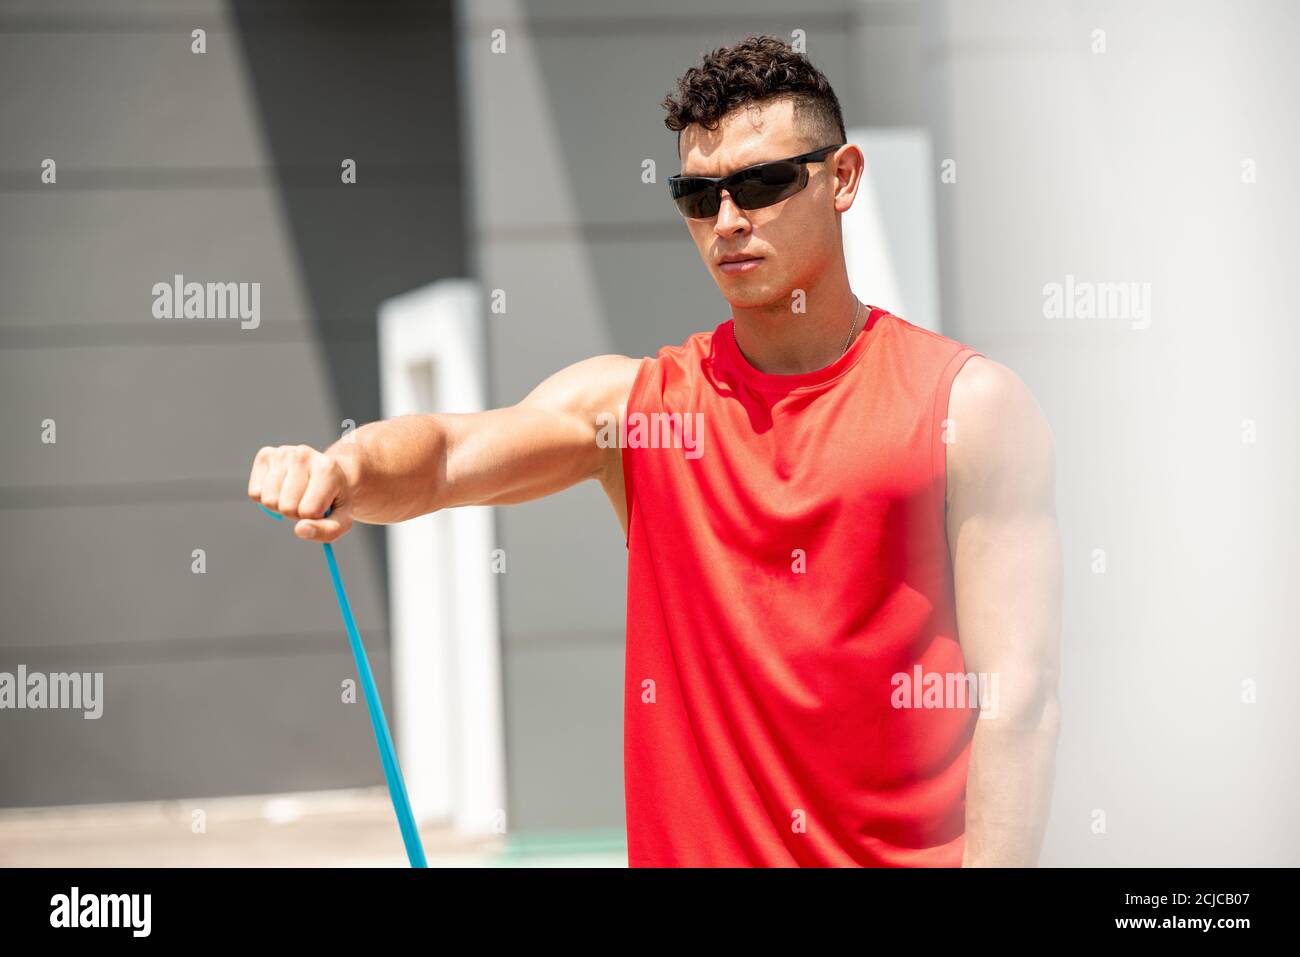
[718,255,764,275]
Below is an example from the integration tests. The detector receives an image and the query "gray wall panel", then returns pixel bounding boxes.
[463,24,859,232]
[0,501,387,652]
[1,0,465,808]
[482,235,716,409]
[0,186,457,328]
[497,483,628,639]
[0,343,373,486]
[502,642,624,832]
[0,29,269,171]
[0,650,393,805]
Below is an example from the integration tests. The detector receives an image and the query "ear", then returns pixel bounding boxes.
[831,144,865,214]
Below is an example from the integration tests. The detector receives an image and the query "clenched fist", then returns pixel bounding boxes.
[247,444,354,543]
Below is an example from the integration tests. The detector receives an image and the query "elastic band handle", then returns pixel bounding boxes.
[259,502,428,868]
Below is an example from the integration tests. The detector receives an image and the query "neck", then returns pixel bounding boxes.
[730,270,861,375]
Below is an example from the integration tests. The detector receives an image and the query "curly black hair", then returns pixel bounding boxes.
[662,35,846,153]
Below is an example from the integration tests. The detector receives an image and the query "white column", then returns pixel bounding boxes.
[378,279,505,837]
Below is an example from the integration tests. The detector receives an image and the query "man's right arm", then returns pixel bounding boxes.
[246,353,643,542]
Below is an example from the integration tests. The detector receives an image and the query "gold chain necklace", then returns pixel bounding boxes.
[732,298,864,361]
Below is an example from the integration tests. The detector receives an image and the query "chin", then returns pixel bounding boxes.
[715,271,772,299]
[720,290,767,311]
[719,283,787,312]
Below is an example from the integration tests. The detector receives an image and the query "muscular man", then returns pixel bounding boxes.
[247,35,1061,868]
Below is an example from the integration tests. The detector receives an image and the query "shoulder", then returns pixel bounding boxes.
[519,353,643,419]
[948,356,1044,434]
[631,325,723,394]
[872,312,979,376]
[575,353,646,412]
[520,326,720,427]
[946,355,1055,505]
[651,326,720,366]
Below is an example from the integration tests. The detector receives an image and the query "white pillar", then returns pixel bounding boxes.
[378,279,505,837]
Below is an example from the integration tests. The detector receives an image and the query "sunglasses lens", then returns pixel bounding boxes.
[734,162,803,210]
[670,179,716,218]
[760,160,801,186]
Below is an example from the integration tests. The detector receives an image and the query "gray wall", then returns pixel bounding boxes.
[0,0,467,806]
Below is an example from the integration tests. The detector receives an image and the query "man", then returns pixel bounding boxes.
[247,35,1061,867]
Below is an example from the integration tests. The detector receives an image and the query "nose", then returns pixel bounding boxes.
[712,189,751,237]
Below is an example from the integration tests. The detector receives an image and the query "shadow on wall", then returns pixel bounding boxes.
[229,0,472,602]
[230,0,470,437]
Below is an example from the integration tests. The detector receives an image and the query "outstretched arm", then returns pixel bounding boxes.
[247,354,642,542]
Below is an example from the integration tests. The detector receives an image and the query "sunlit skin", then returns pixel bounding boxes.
[247,91,1062,868]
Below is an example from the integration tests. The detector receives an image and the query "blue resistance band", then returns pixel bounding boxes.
[259,502,428,868]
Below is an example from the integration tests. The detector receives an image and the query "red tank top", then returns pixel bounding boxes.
[621,306,983,867]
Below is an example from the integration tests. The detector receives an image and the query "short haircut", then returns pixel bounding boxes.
[662,34,847,157]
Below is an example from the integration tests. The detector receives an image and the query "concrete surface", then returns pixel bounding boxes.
[0,787,628,868]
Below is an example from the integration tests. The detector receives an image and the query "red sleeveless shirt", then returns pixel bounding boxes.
[621,306,983,867]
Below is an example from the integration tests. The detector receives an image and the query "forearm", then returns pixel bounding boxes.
[324,405,604,525]
[961,696,1060,867]
[324,414,451,524]
[255,354,636,538]
[942,355,1063,866]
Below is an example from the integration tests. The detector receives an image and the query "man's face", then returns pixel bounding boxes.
[676,97,851,311]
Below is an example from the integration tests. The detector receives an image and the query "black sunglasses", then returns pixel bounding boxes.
[668,144,844,219]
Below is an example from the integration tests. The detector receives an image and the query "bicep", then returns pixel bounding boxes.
[439,354,641,508]
[945,358,1062,721]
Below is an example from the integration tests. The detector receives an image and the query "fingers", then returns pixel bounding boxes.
[299,457,345,520]
[294,504,352,543]
[276,452,314,519]
[247,445,351,536]
[258,453,289,514]
[247,446,274,500]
